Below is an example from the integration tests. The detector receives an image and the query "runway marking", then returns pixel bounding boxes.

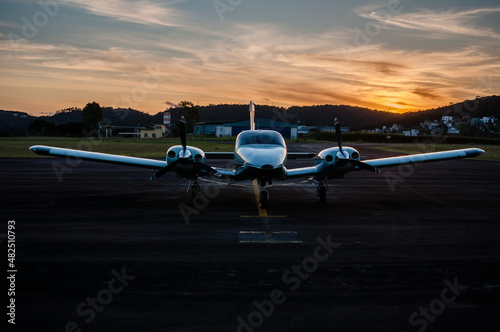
[239,231,297,234]
[238,231,302,244]
[240,215,288,218]
[252,179,273,241]
[237,180,302,244]
[252,179,268,219]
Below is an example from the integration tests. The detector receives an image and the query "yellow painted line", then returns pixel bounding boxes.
[241,180,300,244]
[238,231,297,234]
[240,215,288,218]
[239,241,303,244]
[238,231,302,244]
[252,179,268,218]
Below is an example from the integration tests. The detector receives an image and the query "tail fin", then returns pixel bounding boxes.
[249,101,255,131]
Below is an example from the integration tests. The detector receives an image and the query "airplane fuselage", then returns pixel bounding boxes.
[233,130,288,182]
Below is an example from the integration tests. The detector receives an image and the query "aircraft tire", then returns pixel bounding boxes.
[318,185,327,202]
[259,190,269,209]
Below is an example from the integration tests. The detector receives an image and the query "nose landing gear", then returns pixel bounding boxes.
[258,178,271,209]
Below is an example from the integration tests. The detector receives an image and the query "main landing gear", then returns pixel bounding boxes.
[317,182,327,203]
[258,178,271,209]
[190,180,201,201]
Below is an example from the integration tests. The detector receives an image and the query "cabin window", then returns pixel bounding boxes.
[236,131,285,148]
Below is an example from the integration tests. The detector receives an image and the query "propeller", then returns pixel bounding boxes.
[334,118,346,158]
[349,159,378,173]
[179,116,187,156]
[150,160,179,180]
[314,118,379,182]
[151,116,220,180]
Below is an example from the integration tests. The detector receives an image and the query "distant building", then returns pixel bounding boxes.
[100,125,145,138]
[402,129,420,136]
[163,112,171,125]
[428,120,440,129]
[215,119,299,139]
[442,115,454,124]
[471,117,498,126]
[391,124,402,132]
[316,126,350,133]
[297,126,350,135]
[140,124,166,139]
[194,121,230,136]
[482,117,497,124]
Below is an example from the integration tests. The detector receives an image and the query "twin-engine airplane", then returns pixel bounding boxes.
[30,102,484,208]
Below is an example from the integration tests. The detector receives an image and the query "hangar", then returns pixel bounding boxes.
[214,119,299,139]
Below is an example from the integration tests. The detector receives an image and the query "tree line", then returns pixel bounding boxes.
[27,101,201,137]
[28,102,103,137]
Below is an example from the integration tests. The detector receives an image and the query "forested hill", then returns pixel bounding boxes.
[1,95,499,135]
[393,96,500,128]
[192,104,396,128]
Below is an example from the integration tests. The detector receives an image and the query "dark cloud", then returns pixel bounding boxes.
[413,88,442,100]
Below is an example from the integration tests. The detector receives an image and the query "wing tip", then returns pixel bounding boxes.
[466,148,485,158]
[29,145,51,155]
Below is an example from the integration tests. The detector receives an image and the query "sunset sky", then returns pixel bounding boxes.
[1,0,499,115]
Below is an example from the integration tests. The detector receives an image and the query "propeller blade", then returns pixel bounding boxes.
[150,160,179,180]
[350,160,380,173]
[180,116,187,152]
[315,159,379,182]
[195,162,222,178]
[334,118,343,154]
[314,163,337,182]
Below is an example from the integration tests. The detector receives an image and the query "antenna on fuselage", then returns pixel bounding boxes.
[249,101,255,131]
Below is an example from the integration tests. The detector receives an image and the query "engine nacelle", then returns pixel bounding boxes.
[315,147,361,166]
[166,145,206,164]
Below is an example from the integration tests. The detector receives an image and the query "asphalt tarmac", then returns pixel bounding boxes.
[2,143,500,331]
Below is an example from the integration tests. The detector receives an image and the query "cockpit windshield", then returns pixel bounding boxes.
[236,131,285,148]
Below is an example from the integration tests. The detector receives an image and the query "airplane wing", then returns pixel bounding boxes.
[29,145,167,169]
[283,148,484,179]
[212,167,236,179]
[284,166,320,179]
[362,148,484,168]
